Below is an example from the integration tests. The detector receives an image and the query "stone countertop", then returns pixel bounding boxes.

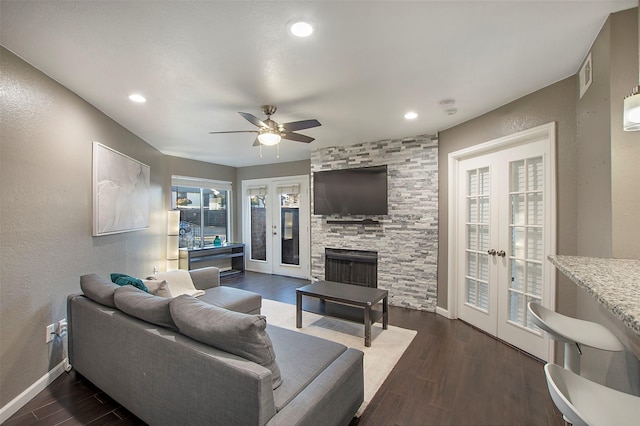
[548,255,640,337]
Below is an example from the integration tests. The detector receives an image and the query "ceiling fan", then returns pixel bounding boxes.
[209,105,321,147]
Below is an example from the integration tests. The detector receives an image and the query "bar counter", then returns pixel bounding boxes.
[548,255,640,337]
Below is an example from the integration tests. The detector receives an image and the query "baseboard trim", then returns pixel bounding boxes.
[0,359,67,423]
[435,306,453,319]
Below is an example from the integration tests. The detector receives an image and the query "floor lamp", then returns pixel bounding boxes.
[167,210,180,271]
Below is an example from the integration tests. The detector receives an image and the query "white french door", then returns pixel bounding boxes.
[451,123,556,361]
[242,176,310,279]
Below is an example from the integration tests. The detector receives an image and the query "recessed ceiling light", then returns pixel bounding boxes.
[290,21,313,37]
[128,93,146,103]
[404,111,418,120]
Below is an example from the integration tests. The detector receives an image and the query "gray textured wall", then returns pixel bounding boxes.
[0,48,237,408]
[576,17,613,258]
[574,8,640,395]
[438,76,578,313]
[610,9,639,259]
[310,135,439,311]
[1,47,163,407]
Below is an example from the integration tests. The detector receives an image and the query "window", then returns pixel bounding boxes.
[171,176,232,249]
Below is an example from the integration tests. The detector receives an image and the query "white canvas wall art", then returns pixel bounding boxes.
[93,142,150,236]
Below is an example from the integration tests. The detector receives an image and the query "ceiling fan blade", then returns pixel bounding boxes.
[209,130,259,134]
[280,119,321,132]
[282,132,315,143]
[239,112,267,128]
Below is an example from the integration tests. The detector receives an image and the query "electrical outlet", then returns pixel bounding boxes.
[46,324,55,343]
[57,319,67,337]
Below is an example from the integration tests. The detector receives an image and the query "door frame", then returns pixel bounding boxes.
[241,175,311,279]
[446,122,557,361]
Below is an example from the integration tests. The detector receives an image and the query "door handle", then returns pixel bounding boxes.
[487,249,497,256]
[497,250,506,257]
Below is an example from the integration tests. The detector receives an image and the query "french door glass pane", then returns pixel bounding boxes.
[468,170,478,196]
[250,195,266,261]
[478,253,489,281]
[465,167,490,312]
[511,227,525,258]
[479,167,490,195]
[510,259,525,291]
[527,228,543,261]
[468,198,478,223]
[528,193,543,226]
[479,225,490,251]
[527,261,543,296]
[466,278,477,305]
[509,291,525,325]
[478,282,489,310]
[509,155,544,330]
[479,196,490,223]
[280,193,300,266]
[511,194,525,225]
[527,157,544,191]
[467,252,477,277]
[511,160,525,192]
[468,225,477,250]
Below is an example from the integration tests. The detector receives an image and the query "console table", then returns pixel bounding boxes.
[179,243,245,276]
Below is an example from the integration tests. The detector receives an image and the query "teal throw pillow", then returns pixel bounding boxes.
[110,273,149,293]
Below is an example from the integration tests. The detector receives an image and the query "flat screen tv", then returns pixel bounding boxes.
[313,165,388,216]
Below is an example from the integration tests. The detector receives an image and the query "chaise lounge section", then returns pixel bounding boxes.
[67,269,364,425]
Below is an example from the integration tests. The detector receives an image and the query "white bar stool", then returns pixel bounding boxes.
[544,363,640,426]
[527,302,624,374]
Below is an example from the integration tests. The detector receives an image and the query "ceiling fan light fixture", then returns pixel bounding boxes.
[258,131,281,146]
[290,21,313,37]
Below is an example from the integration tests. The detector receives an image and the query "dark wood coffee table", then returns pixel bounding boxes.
[296,280,388,347]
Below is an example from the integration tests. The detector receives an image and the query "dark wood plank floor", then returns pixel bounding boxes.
[5,272,563,425]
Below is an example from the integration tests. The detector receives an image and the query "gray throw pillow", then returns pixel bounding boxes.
[170,295,282,389]
[114,285,177,331]
[80,274,119,308]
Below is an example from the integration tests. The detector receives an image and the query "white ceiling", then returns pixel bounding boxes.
[1,1,636,167]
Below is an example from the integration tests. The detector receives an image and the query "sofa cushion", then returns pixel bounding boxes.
[170,295,282,389]
[198,286,261,314]
[110,273,149,292]
[267,324,348,411]
[114,285,177,330]
[80,274,119,308]
[142,279,173,298]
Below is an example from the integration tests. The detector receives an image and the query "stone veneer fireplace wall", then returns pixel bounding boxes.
[311,134,439,311]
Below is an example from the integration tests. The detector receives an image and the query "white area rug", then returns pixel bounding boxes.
[261,299,417,415]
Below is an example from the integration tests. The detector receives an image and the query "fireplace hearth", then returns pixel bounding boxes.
[324,248,378,288]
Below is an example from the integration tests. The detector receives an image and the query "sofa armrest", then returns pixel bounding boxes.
[266,348,364,426]
[189,266,220,290]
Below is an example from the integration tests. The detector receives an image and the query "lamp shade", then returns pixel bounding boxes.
[167,235,179,260]
[167,210,180,235]
[258,131,281,146]
[623,87,640,131]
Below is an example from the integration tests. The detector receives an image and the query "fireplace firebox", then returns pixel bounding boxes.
[324,248,378,288]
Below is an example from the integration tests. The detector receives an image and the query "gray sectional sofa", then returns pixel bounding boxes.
[68,267,364,426]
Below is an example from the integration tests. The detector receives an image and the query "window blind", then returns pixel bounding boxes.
[171,175,232,191]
